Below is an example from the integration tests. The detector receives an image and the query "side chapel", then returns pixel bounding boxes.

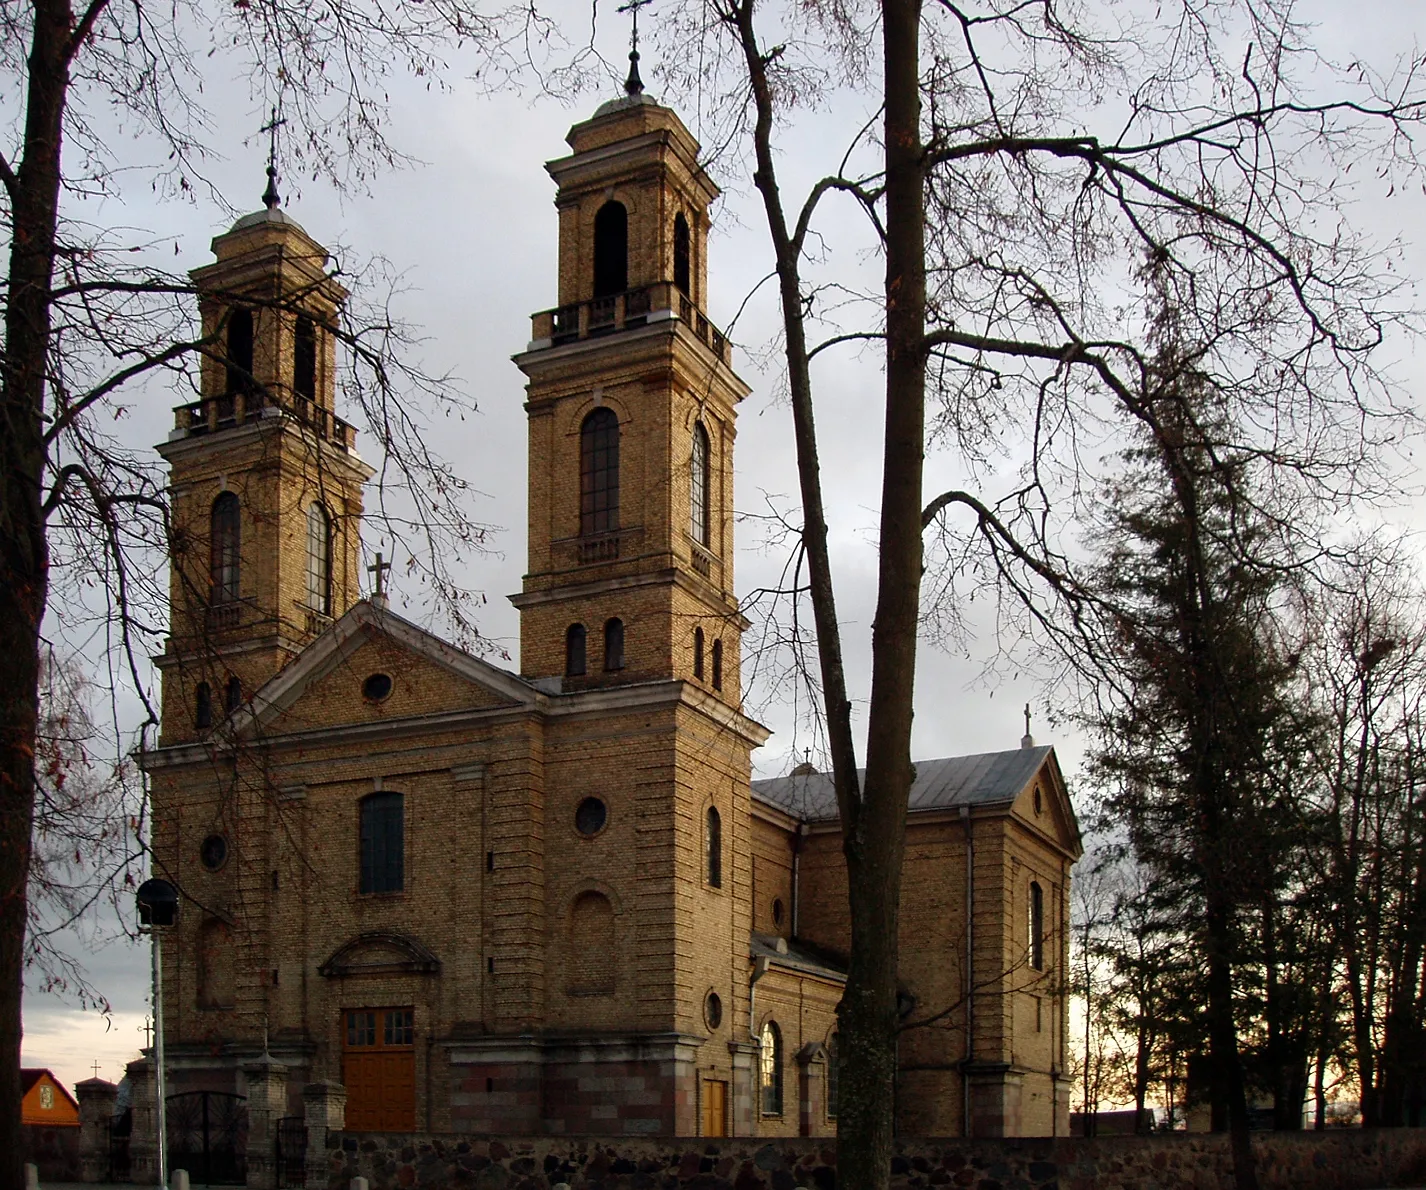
[144,78,1082,1140]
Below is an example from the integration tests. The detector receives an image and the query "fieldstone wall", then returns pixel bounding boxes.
[321,1127,1426,1190]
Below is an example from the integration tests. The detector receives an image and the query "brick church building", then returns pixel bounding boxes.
[144,79,1082,1140]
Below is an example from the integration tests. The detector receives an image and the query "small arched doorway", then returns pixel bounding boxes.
[593,201,628,297]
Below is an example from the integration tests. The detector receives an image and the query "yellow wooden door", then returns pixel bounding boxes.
[343,1008,416,1131]
[703,1080,727,1137]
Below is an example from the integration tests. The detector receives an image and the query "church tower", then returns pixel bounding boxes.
[512,85,749,704]
[155,187,373,745]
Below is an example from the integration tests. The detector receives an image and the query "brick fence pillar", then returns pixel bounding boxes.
[75,1078,118,1183]
[243,1054,289,1190]
[302,1082,345,1190]
[126,1058,157,1185]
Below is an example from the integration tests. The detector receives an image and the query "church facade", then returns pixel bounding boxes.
[144,85,1081,1140]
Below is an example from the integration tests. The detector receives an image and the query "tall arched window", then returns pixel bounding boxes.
[706,806,722,888]
[673,213,691,295]
[693,627,705,680]
[307,503,332,614]
[224,676,242,714]
[593,201,628,297]
[225,308,254,395]
[603,618,625,671]
[197,918,236,1009]
[826,1033,839,1120]
[195,683,213,730]
[712,639,723,691]
[690,422,710,547]
[1029,880,1044,970]
[210,492,241,604]
[294,314,318,401]
[580,408,620,535]
[566,623,587,677]
[360,792,404,894]
[760,1021,783,1116]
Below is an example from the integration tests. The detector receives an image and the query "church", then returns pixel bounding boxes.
[143,75,1082,1141]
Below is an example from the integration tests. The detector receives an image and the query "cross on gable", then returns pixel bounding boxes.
[368,553,392,601]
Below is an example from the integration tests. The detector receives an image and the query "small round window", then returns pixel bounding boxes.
[1033,785,1043,816]
[705,991,723,1030]
[772,898,785,927]
[200,834,229,871]
[363,673,393,702]
[575,797,608,836]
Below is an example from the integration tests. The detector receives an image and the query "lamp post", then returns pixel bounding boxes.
[136,878,178,1190]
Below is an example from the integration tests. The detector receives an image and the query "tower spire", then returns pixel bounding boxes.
[259,107,287,210]
[617,0,652,95]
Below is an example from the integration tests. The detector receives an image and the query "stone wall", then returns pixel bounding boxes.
[320,1128,1426,1190]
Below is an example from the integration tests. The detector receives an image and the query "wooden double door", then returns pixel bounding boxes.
[343,1007,416,1131]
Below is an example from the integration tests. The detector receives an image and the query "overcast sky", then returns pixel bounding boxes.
[19,0,1426,1094]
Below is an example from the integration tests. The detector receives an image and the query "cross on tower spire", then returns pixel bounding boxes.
[617,0,652,95]
[259,107,287,210]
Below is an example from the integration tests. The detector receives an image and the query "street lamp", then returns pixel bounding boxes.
[136,878,178,1190]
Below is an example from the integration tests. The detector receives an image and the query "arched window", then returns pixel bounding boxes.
[673,213,691,295]
[580,408,620,536]
[224,676,242,714]
[593,201,628,297]
[360,792,404,894]
[693,627,705,680]
[604,618,625,671]
[566,623,587,677]
[197,918,236,1010]
[294,314,318,402]
[826,1033,839,1120]
[195,683,213,730]
[712,639,723,692]
[690,421,710,546]
[210,492,241,605]
[568,891,616,995]
[760,1021,783,1116]
[1029,880,1044,970]
[225,308,254,395]
[307,503,332,614]
[706,806,722,888]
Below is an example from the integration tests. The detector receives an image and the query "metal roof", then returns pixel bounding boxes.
[751,746,1054,823]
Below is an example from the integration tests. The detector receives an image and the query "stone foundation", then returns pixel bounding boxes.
[320,1127,1426,1190]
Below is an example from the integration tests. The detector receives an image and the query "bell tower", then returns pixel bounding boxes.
[513,88,749,702]
[155,189,373,745]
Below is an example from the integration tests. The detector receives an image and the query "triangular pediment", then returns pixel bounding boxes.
[1009,748,1082,860]
[238,601,541,740]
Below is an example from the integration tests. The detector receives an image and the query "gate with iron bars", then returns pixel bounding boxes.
[166,1090,248,1185]
[275,1116,307,1188]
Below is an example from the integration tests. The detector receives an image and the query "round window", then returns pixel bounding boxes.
[199,834,229,871]
[772,897,785,927]
[705,991,723,1030]
[575,797,608,836]
[363,673,393,701]
[1033,785,1043,816]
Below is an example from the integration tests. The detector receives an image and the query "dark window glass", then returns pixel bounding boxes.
[575,797,607,836]
[566,623,587,677]
[360,792,404,894]
[707,806,722,888]
[195,683,213,729]
[593,201,628,297]
[199,834,228,871]
[827,1034,839,1120]
[712,639,723,691]
[604,618,625,671]
[363,673,393,701]
[693,627,705,680]
[690,422,710,546]
[760,1021,783,1116]
[225,308,254,395]
[580,409,620,536]
[384,1008,414,1046]
[346,1010,377,1047]
[1029,881,1044,970]
[210,492,241,604]
[772,897,784,927]
[705,991,723,1030]
[225,676,241,713]
[294,315,318,401]
[673,213,691,296]
[307,503,332,614]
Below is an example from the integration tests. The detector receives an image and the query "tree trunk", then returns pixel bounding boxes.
[1,0,72,1180]
[1205,897,1259,1190]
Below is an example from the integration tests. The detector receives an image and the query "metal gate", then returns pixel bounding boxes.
[106,1107,132,1181]
[166,1090,248,1185]
[274,1116,307,1188]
